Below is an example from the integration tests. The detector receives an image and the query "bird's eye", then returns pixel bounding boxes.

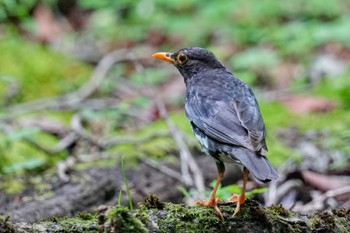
[177,53,188,64]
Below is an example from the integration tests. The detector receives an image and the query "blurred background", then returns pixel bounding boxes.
[0,0,349,222]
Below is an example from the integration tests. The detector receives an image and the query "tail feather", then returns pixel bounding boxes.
[229,147,278,184]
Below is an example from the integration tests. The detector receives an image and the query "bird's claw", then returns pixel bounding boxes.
[195,197,222,206]
[227,194,240,203]
[227,194,245,217]
[195,198,224,220]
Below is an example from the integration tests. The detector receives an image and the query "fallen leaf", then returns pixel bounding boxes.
[302,170,350,192]
[33,4,60,43]
[280,95,336,115]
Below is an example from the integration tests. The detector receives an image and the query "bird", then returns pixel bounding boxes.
[152,47,278,220]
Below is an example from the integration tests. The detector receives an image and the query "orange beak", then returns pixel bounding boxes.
[152,52,175,64]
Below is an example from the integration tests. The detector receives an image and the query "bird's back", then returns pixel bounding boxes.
[185,68,277,183]
[185,68,267,152]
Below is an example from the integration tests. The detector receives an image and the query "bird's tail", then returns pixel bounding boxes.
[228,147,278,184]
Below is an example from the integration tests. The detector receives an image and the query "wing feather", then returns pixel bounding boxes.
[185,83,267,155]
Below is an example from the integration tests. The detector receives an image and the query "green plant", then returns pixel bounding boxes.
[120,156,133,209]
[209,181,268,201]
[0,0,37,21]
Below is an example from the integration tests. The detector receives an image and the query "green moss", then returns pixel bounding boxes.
[332,208,350,220]
[143,199,271,233]
[267,204,292,217]
[76,212,96,221]
[334,217,350,233]
[0,140,62,175]
[0,121,69,175]
[108,206,148,233]
[264,203,311,233]
[158,203,224,233]
[313,211,335,229]
[0,178,25,194]
[30,176,52,193]
[0,214,15,233]
[43,215,98,233]
[296,109,350,133]
[0,37,91,103]
[142,194,165,210]
[308,210,350,232]
[134,208,150,226]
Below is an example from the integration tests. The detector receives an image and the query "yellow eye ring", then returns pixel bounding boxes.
[177,53,188,64]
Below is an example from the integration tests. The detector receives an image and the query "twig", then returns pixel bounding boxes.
[4,49,140,115]
[0,118,77,155]
[265,157,296,206]
[60,97,121,111]
[140,157,187,185]
[293,185,350,213]
[73,49,130,103]
[51,132,79,152]
[103,131,170,148]
[340,199,350,209]
[155,98,204,191]
[271,179,303,208]
[24,132,79,154]
[71,112,171,149]
[57,156,77,182]
[70,113,103,148]
[18,118,69,136]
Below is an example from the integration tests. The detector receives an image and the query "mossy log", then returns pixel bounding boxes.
[1,195,349,233]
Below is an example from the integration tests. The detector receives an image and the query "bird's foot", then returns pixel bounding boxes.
[195,198,224,220]
[227,194,245,217]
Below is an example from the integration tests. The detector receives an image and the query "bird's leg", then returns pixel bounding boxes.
[195,162,225,220]
[227,166,249,217]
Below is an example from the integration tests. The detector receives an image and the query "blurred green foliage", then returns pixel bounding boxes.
[0,0,55,32]
[78,0,350,50]
[0,36,91,102]
[0,0,37,21]
[0,36,90,176]
[0,0,349,178]
[209,181,268,201]
[0,128,65,175]
[230,48,281,75]
[178,181,267,201]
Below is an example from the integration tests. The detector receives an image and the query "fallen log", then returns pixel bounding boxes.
[1,195,349,233]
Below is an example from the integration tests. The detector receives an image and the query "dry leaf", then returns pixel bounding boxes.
[302,170,350,192]
[280,95,336,115]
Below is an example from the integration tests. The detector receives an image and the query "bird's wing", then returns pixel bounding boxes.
[185,88,267,154]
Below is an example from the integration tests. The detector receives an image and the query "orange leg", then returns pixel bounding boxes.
[227,166,249,217]
[195,162,225,220]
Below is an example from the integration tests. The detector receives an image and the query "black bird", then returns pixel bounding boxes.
[153,47,278,219]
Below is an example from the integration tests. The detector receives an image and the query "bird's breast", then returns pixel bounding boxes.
[191,122,210,152]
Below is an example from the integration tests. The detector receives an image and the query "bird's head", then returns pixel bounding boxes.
[152,47,224,82]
